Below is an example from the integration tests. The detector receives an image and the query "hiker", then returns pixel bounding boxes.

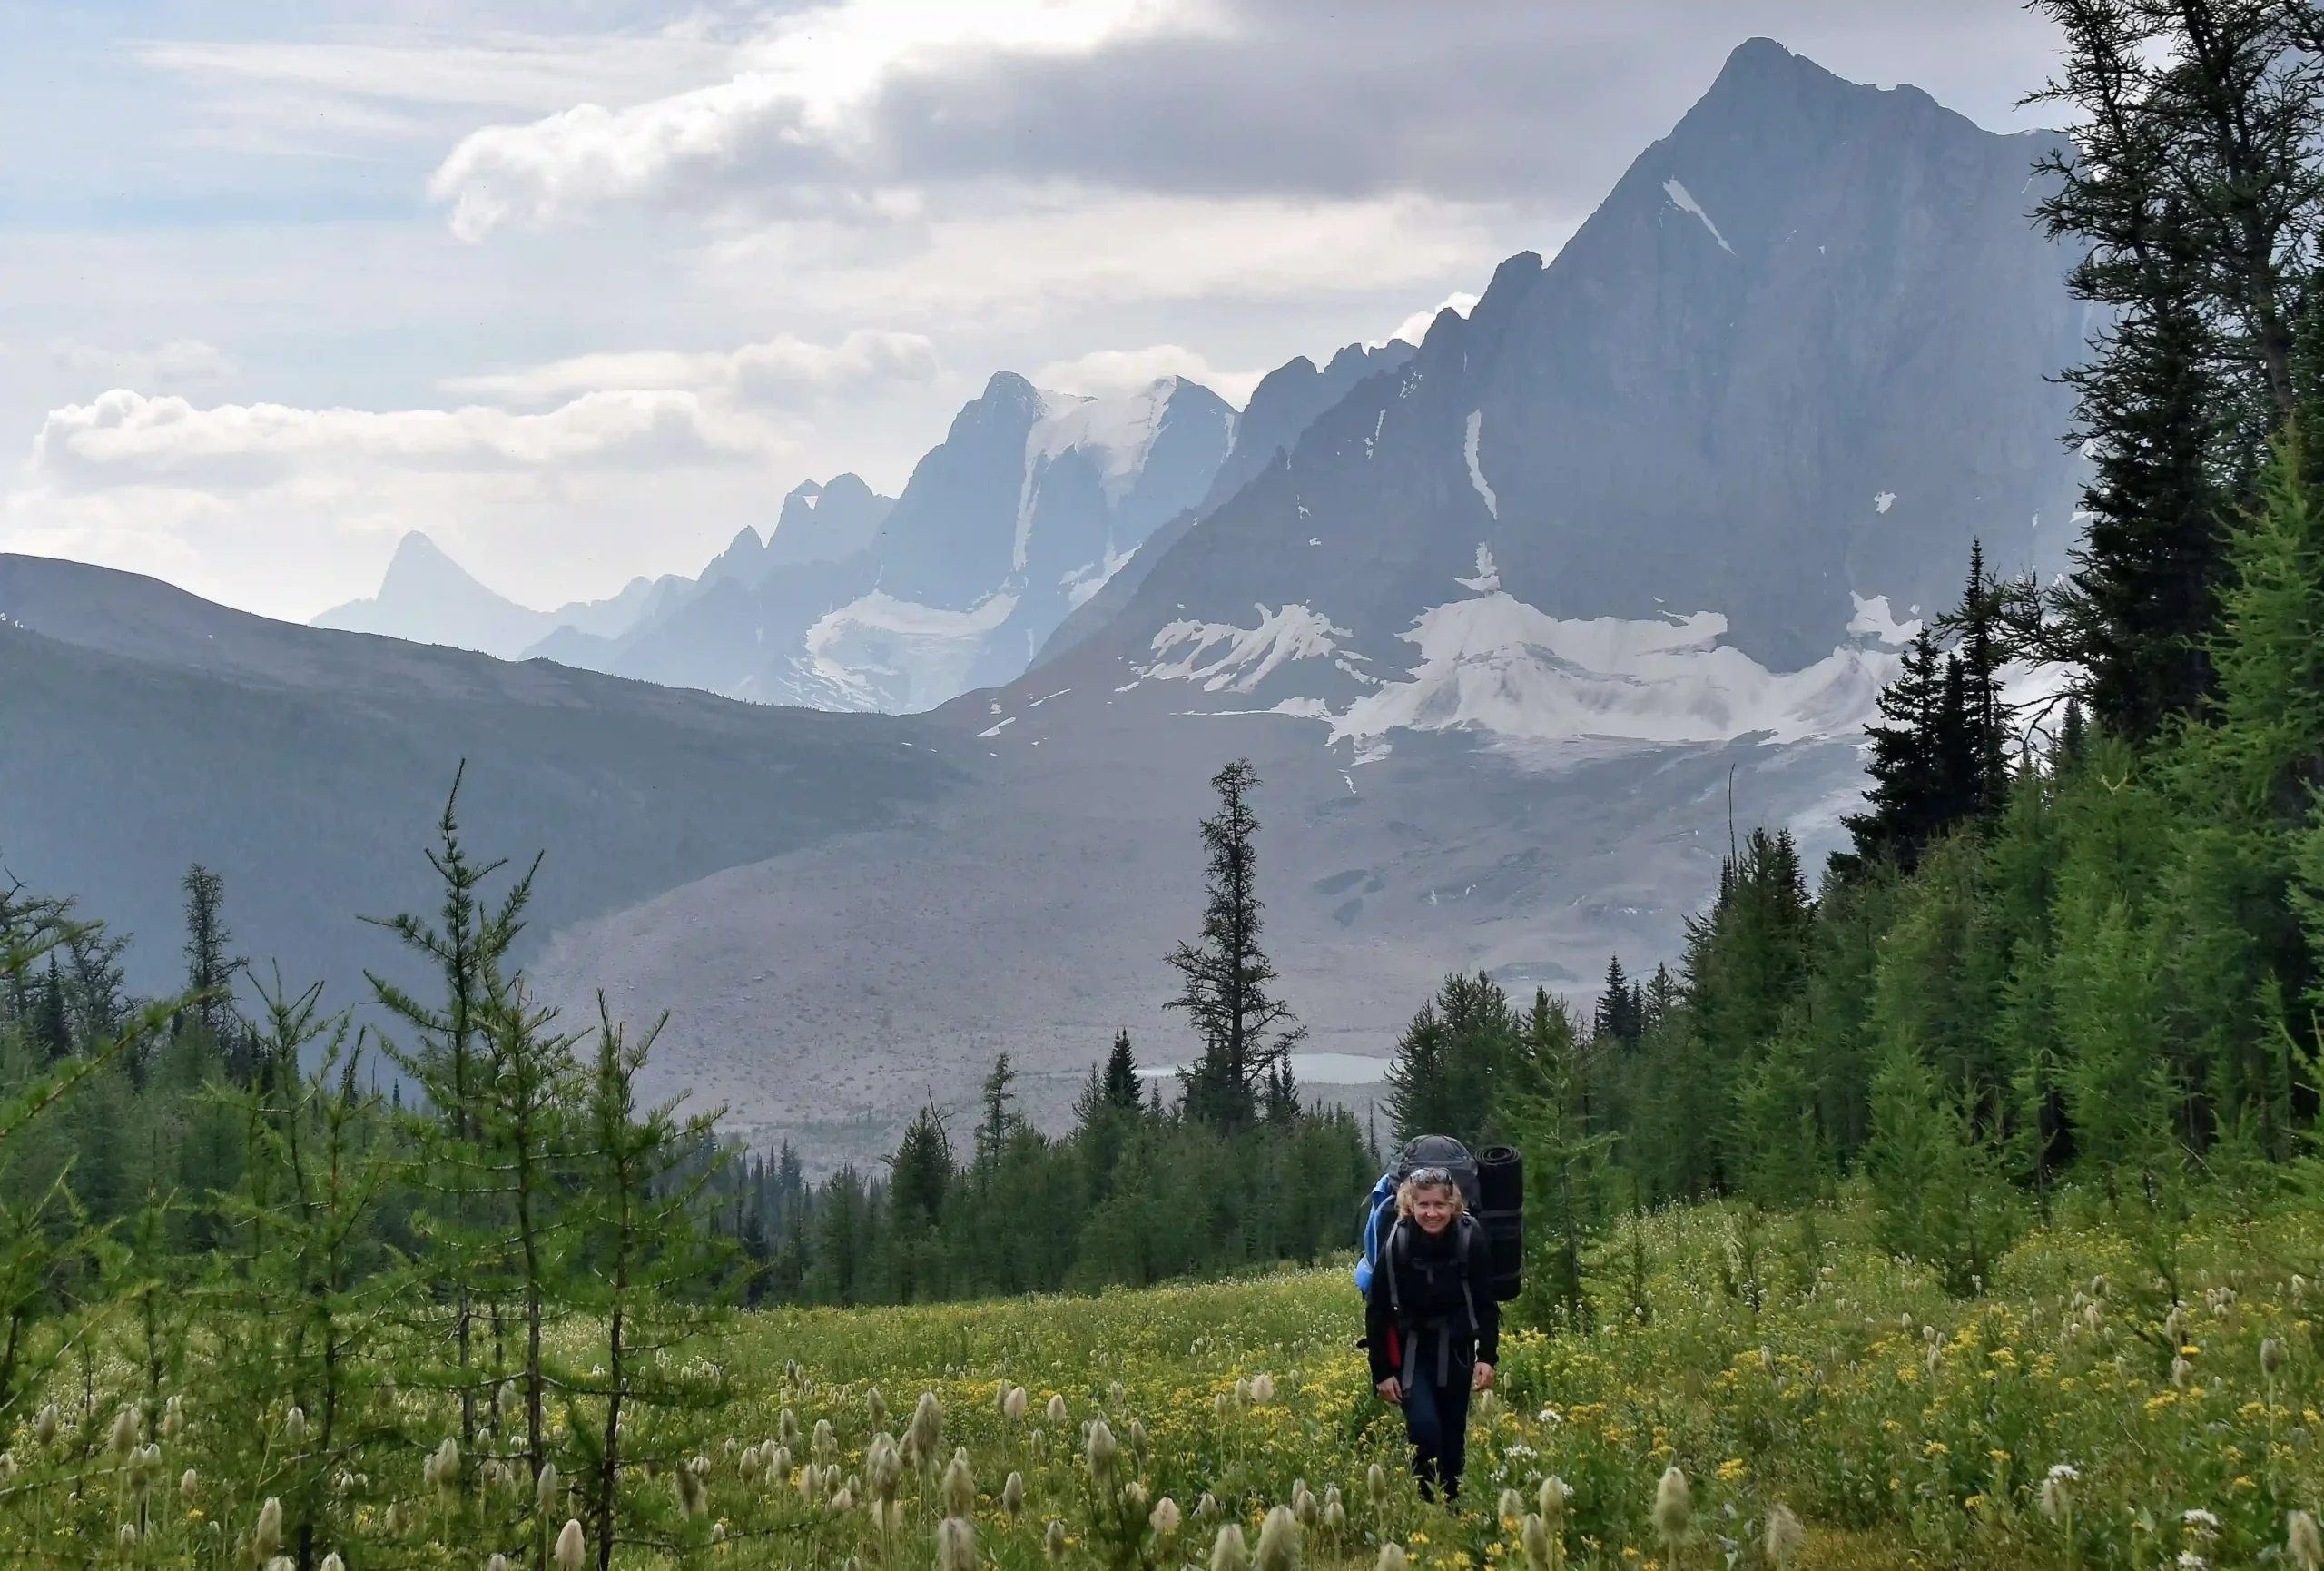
[1364,1164,1498,1501]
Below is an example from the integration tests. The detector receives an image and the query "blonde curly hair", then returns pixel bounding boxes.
[1395,1170,1469,1220]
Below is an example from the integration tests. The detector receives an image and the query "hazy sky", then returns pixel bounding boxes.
[0,0,2066,620]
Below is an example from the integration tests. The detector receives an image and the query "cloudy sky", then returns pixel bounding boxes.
[0,0,2065,620]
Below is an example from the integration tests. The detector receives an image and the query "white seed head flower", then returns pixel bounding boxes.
[905,1392,943,1467]
[1003,1470,1027,1517]
[2290,1509,2324,1571]
[2264,1338,2287,1378]
[2039,1466,2075,1523]
[770,1445,792,1486]
[867,1434,902,1502]
[941,1449,976,1517]
[779,1408,801,1447]
[254,1497,285,1558]
[832,1486,855,1514]
[1196,1491,1221,1523]
[109,1407,140,1459]
[1251,1374,1276,1406]
[1256,1504,1302,1571]
[1047,1392,1069,1426]
[1047,1520,1070,1563]
[1152,1496,1183,1536]
[2182,1508,2219,1540]
[320,1554,343,1571]
[33,1403,60,1447]
[268,1559,294,1571]
[429,1437,462,1496]
[1376,1546,1409,1571]
[813,1418,837,1464]
[284,1407,307,1447]
[556,1519,586,1571]
[1498,1487,1525,1526]
[1005,1386,1029,1422]
[1294,1480,1318,1525]
[117,1524,137,1550]
[537,1461,559,1513]
[1212,1523,1251,1571]
[939,1517,977,1571]
[0,1453,15,1484]
[1765,1503,1805,1566]
[1086,1418,1119,1482]
[2171,1356,2193,1389]
[1215,1390,1233,1420]
[1651,1467,1691,1544]
[488,1556,510,1571]
[1369,1463,1391,1507]
[1539,1476,1571,1522]
[180,1468,198,1502]
[866,1388,888,1428]
[675,1463,706,1520]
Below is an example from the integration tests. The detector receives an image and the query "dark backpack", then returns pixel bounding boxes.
[1353,1135,1523,1304]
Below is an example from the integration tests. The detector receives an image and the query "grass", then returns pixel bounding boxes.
[6,1182,2320,1568]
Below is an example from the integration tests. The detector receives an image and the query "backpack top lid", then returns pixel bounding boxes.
[1394,1135,1482,1213]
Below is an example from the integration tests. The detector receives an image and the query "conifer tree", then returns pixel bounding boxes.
[1502,990,1610,1329]
[1101,1029,1142,1110]
[2028,0,2324,735]
[1383,973,1518,1144]
[569,997,732,1571]
[368,770,537,1451]
[31,960,69,1062]
[1167,760,1304,1130]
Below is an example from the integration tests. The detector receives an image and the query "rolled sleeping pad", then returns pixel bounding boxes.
[1476,1144,1524,1302]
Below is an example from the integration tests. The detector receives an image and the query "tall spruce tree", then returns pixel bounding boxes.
[1382,973,1519,1144]
[1166,759,1304,1130]
[2028,0,2324,736]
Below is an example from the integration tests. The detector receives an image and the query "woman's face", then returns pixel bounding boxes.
[1410,1184,1457,1235]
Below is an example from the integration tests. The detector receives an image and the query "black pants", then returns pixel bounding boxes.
[1402,1362,1473,1499]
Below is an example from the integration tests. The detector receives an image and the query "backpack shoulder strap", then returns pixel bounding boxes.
[1384,1217,1406,1316]
[1457,1215,1482,1334]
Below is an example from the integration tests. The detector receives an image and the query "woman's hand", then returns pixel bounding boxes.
[1375,1377,1403,1404]
[1472,1362,1495,1392]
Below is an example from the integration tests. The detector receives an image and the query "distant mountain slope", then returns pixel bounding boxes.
[1033,339,1416,670]
[312,531,564,658]
[0,554,962,1002]
[314,474,901,666]
[556,375,1239,713]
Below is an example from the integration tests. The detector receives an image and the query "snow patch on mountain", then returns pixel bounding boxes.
[1662,178,1736,253]
[1329,590,1889,752]
[1138,604,1352,693]
[1464,410,1497,517]
[803,588,1019,713]
[1014,379,1188,572]
[1846,592,1922,646]
[1063,544,1138,609]
[1456,543,1502,594]
[1130,558,1901,758]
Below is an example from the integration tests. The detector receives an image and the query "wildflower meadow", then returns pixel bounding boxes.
[8,1181,2323,1570]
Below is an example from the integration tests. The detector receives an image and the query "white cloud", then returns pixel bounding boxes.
[441,329,938,406]
[428,0,1232,238]
[31,387,775,489]
[1384,291,1480,348]
[704,191,1508,324]
[1035,344,1265,405]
